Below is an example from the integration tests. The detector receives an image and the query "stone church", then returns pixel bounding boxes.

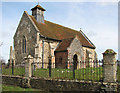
[10,4,97,69]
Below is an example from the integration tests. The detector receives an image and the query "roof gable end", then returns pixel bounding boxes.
[55,38,74,52]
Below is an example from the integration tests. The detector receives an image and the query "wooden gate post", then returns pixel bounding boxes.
[103,49,117,83]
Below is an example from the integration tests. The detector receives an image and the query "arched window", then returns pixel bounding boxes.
[22,36,26,53]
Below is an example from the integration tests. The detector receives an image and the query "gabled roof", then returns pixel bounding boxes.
[55,38,74,52]
[31,5,46,11]
[29,14,95,49]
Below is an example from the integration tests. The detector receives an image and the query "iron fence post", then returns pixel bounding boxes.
[49,58,51,77]
[32,63,34,77]
[73,61,75,79]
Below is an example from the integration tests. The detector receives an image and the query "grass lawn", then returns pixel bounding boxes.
[33,67,103,81]
[117,66,120,82]
[2,66,103,81]
[2,66,120,82]
[2,67,25,76]
[2,84,42,92]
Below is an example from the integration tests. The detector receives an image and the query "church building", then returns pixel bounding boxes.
[11,4,97,69]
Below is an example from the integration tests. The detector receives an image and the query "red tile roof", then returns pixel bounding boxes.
[29,15,95,49]
[55,38,74,52]
[31,5,46,11]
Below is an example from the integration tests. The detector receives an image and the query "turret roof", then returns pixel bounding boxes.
[31,4,46,11]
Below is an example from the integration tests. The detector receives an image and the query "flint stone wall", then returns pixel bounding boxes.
[14,12,37,65]
[2,75,102,91]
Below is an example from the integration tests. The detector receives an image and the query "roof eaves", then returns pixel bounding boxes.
[40,35,61,42]
[80,30,96,48]
[55,50,68,52]
[82,45,96,49]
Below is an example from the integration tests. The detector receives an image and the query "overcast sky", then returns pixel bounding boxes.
[0,1,118,62]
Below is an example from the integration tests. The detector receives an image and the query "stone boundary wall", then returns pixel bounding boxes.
[30,77,102,91]
[2,75,30,88]
[2,75,102,92]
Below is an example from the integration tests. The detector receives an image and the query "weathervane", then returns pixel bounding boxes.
[80,28,82,31]
[38,2,39,5]
[37,0,40,5]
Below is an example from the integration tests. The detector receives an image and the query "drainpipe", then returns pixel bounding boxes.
[42,40,44,68]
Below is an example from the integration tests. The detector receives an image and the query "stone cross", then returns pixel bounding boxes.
[103,49,117,83]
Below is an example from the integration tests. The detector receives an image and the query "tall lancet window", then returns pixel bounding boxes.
[22,36,26,53]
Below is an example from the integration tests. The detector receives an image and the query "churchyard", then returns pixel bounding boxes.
[2,49,120,92]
